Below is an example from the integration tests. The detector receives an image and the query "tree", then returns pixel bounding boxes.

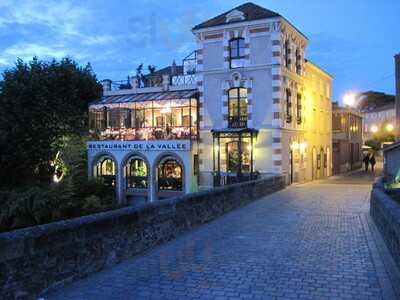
[0,57,102,188]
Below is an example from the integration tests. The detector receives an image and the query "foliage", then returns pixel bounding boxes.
[0,178,118,232]
[365,134,395,151]
[365,139,382,152]
[0,136,119,232]
[0,57,102,188]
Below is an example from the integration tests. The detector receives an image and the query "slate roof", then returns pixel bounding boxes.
[90,89,198,106]
[192,2,281,30]
[357,91,395,112]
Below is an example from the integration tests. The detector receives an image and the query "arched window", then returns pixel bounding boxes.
[229,38,245,68]
[228,88,248,128]
[158,158,183,191]
[94,157,116,186]
[126,157,148,189]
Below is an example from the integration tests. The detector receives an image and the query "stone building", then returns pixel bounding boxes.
[87,3,333,203]
[332,103,363,175]
[357,91,396,143]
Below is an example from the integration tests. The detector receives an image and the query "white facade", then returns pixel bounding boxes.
[87,3,333,203]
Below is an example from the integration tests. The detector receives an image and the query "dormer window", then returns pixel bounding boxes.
[229,38,245,69]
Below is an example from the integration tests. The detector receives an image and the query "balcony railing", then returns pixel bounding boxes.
[228,116,248,128]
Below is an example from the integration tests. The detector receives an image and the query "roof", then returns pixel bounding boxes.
[357,91,395,112]
[383,141,400,152]
[90,89,198,106]
[305,59,333,79]
[192,2,280,30]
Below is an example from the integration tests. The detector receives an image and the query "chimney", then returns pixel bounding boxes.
[396,54,400,139]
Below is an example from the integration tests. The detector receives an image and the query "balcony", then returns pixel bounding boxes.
[101,51,197,92]
[228,116,248,128]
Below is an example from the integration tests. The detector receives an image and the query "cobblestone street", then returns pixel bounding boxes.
[45,171,400,300]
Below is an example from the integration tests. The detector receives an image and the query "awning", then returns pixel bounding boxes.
[90,89,198,106]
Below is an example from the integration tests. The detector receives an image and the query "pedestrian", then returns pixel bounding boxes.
[363,153,370,172]
[370,154,376,172]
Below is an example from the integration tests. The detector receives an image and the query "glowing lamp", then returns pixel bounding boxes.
[386,123,394,132]
[370,125,378,133]
[343,93,356,107]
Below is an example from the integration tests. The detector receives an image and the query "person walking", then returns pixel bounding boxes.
[370,154,376,172]
[363,153,370,172]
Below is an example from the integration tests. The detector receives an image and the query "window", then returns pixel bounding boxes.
[226,141,251,173]
[296,94,302,124]
[286,89,292,123]
[228,88,248,128]
[295,48,301,75]
[229,38,245,68]
[284,40,291,69]
[126,158,148,189]
[158,159,183,191]
[94,157,116,187]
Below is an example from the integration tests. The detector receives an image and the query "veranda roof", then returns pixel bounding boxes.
[90,89,198,106]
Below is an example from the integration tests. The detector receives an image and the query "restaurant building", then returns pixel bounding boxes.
[87,3,333,203]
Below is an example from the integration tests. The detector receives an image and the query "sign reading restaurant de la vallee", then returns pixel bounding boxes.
[87,140,191,152]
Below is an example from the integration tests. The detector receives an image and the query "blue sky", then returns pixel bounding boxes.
[0,0,399,102]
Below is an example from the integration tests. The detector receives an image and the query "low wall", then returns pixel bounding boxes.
[0,175,285,300]
[370,178,400,270]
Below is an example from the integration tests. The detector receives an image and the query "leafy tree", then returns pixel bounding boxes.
[0,57,102,188]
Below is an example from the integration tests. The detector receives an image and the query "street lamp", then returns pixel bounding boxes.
[371,125,378,133]
[386,123,394,132]
[343,93,356,107]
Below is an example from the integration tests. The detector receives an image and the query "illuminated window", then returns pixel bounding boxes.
[228,88,248,128]
[158,159,183,191]
[126,158,148,189]
[229,38,245,68]
[94,157,116,186]
[226,141,251,173]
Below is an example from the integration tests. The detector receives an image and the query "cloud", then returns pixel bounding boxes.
[0,0,89,38]
[0,43,88,66]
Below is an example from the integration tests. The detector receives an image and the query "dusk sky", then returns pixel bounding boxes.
[0,0,399,102]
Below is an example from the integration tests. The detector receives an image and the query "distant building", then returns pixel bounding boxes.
[332,103,363,175]
[357,91,396,142]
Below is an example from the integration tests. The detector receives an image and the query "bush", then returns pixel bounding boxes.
[0,178,118,232]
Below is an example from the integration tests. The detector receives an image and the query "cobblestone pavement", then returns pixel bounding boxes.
[46,174,399,300]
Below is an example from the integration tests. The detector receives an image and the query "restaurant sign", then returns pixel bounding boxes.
[87,140,191,152]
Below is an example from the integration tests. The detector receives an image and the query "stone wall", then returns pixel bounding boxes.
[0,175,285,300]
[370,178,400,270]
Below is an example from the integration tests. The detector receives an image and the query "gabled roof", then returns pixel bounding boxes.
[192,2,281,30]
